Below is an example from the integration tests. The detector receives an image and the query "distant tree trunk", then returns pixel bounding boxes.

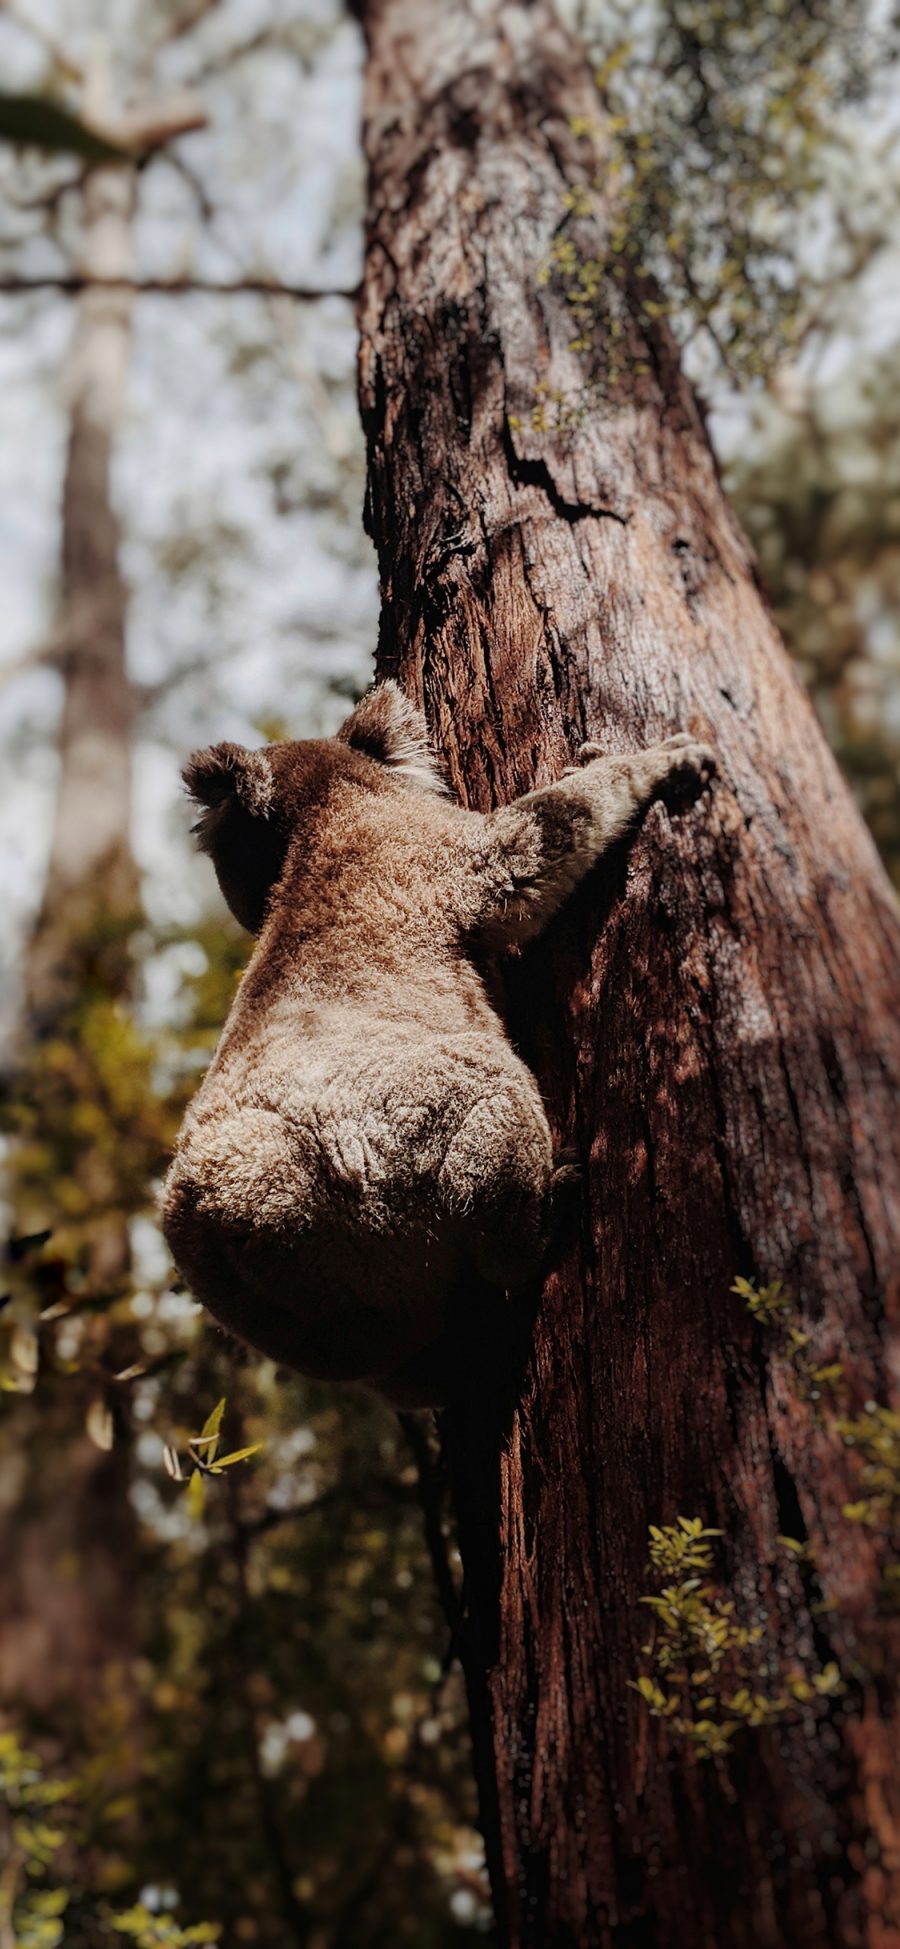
[26,56,137,1052]
[357,3,900,1945]
[0,51,139,1719]
[23,47,138,1289]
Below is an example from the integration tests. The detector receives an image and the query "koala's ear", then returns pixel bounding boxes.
[182,742,274,850]
[337,681,447,795]
[182,742,284,935]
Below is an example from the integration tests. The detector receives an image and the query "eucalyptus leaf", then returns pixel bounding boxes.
[211,1443,264,1469]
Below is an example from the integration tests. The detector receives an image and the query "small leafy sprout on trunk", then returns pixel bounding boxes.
[632,1517,843,1761]
[737,1275,900,1609]
[733,1273,846,1401]
[837,1404,900,1601]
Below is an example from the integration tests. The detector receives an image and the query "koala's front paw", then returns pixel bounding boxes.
[659,731,716,775]
[651,733,717,805]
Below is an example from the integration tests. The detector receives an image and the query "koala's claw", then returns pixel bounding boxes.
[655,735,717,804]
[663,734,716,777]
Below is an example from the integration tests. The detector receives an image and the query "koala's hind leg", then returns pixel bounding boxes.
[438,1089,554,1290]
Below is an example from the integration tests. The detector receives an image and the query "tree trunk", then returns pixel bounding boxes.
[0,53,139,1719]
[25,52,137,1052]
[356,4,900,1945]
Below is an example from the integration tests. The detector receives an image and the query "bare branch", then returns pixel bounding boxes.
[0,640,64,691]
[135,655,215,710]
[4,168,85,214]
[150,0,220,54]
[111,90,207,155]
[0,271,360,301]
[185,25,282,87]
[237,1474,418,1540]
[0,597,112,691]
[150,146,216,225]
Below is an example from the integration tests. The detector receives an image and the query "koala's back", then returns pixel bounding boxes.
[162,774,553,1390]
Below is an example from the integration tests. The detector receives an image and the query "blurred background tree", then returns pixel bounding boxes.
[0,0,898,1944]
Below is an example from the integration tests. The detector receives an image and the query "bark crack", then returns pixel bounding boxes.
[501,417,629,527]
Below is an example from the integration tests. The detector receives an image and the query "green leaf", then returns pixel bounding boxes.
[812,1662,845,1695]
[778,1534,809,1556]
[187,1469,206,1518]
[211,1443,263,1469]
[0,92,130,161]
[194,1397,226,1461]
[27,1890,69,1917]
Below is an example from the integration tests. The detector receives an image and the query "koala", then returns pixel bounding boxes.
[161,682,715,1406]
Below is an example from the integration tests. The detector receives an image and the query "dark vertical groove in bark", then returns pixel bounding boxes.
[357,3,900,1944]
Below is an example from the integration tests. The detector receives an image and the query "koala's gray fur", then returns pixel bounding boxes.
[161,682,715,1405]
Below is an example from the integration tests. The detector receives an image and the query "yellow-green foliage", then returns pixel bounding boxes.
[162,1394,264,1519]
[726,357,900,891]
[0,1730,73,1949]
[546,0,893,386]
[10,913,172,1261]
[737,1275,900,1610]
[647,1515,721,1579]
[633,1519,843,1761]
[0,1727,220,1948]
[732,1275,845,1401]
[731,1273,792,1327]
[839,1405,900,1540]
[9,912,250,1271]
[109,1910,219,1948]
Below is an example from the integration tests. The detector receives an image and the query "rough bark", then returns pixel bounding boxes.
[356,3,900,1945]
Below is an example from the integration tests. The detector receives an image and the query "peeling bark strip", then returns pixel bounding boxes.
[357,4,900,1946]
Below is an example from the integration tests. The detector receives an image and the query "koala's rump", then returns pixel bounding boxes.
[162,1024,551,1383]
[164,1177,460,1381]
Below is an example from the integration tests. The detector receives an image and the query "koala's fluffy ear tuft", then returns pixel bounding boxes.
[182,742,284,935]
[182,742,274,852]
[337,681,447,795]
